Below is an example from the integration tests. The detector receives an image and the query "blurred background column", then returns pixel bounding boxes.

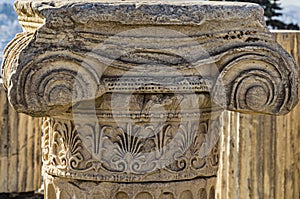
[0,83,43,196]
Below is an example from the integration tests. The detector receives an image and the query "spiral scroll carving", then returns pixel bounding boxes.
[4,50,104,116]
[3,37,298,116]
[2,0,298,117]
[213,46,298,115]
[1,32,34,83]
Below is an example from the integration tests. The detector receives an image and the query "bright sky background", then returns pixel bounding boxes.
[281,0,300,7]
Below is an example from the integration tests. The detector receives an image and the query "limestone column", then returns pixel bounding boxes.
[0,83,42,194]
[216,31,300,199]
[2,1,298,199]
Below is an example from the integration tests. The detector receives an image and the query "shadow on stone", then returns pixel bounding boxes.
[0,192,44,199]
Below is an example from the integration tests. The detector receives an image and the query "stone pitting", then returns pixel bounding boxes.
[2,0,298,116]
[1,1,299,199]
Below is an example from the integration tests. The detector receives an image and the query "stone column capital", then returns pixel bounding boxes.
[2,0,298,117]
[2,1,299,198]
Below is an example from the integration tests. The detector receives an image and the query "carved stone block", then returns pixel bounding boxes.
[216,31,300,199]
[1,1,298,198]
[44,173,216,199]
[2,1,298,116]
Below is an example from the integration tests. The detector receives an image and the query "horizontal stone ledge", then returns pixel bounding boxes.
[15,0,265,27]
[2,0,298,117]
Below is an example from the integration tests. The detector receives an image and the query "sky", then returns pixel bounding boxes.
[281,0,300,7]
[1,0,13,3]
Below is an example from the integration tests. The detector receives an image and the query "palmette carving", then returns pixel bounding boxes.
[111,124,147,173]
[42,118,84,171]
[3,1,299,198]
[42,113,221,182]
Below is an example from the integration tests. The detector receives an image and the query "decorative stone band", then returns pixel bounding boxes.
[42,111,221,182]
[44,173,216,199]
[2,0,298,117]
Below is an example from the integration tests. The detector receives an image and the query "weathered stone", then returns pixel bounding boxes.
[216,31,300,199]
[1,1,298,199]
[2,0,298,116]
[41,114,221,182]
[44,173,216,199]
[0,83,42,193]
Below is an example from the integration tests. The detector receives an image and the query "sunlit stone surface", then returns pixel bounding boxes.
[2,0,298,198]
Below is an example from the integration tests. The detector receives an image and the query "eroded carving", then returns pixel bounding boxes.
[42,113,221,182]
[2,1,298,116]
[44,173,216,199]
[2,1,299,199]
[42,118,84,171]
[213,47,298,114]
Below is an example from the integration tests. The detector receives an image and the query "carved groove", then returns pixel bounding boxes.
[3,37,297,116]
[213,48,298,115]
[42,115,221,182]
[2,2,298,116]
[2,2,299,199]
[45,173,215,199]
[198,188,207,199]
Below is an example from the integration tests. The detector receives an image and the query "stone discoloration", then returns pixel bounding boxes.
[2,0,298,116]
[0,84,42,193]
[1,1,299,199]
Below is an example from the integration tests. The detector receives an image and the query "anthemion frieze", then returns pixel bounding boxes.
[2,0,298,198]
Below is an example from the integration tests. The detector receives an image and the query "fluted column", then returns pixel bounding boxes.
[0,83,42,193]
[216,31,300,199]
[2,1,298,198]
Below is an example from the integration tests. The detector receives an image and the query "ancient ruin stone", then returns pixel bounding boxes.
[2,0,298,116]
[1,1,298,198]
[0,83,42,193]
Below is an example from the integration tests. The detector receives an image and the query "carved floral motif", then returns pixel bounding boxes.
[4,1,299,198]
[42,118,84,170]
[42,112,221,182]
